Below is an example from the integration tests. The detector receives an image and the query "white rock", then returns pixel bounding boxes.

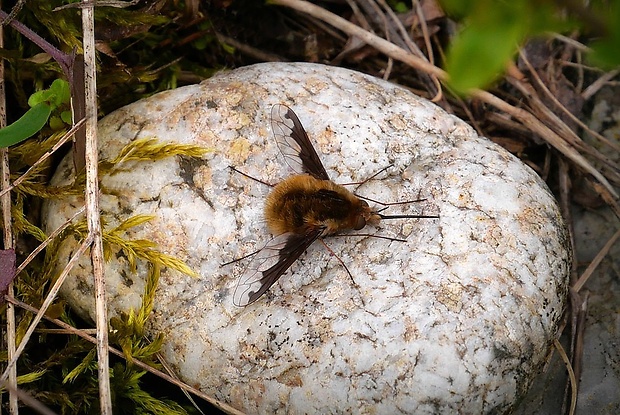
[43,62,571,414]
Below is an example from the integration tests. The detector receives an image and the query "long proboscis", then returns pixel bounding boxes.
[378,214,439,219]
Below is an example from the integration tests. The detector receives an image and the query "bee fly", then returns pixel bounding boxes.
[230,104,438,307]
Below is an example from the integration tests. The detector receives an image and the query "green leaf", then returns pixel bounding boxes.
[61,110,73,124]
[50,78,71,106]
[391,1,409,13]
[49,115,65,131]
[442,0,573,94]
[446,23,524,93]
[0,102,53,148]
[28,79,71,109]
[440,0,470,18]
[220,42,236,55]
[445,1,530,93]
[588,2,620,69]
[590,38,620,69]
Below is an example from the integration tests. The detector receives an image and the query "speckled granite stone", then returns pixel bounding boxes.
[43,62,571,414]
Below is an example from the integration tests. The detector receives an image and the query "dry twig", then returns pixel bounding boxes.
[0,118,86,199]
[0,235,93,384]
[573,228,620,292]
[554,338,577,415]
[81,1,112,412]
[0,16,19,411]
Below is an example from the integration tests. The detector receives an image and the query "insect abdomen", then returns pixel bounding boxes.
[265,174,361,236]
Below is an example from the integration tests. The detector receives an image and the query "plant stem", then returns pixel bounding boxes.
[0,8,74,81]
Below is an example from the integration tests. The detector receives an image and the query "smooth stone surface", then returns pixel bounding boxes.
[43,62,571,414]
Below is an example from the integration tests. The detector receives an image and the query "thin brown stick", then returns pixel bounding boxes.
[0,12,19,411]
[565,289,580,414]
[519,52,620,158]
[551,33,590,52]
[554,338,577,415]
[53,0,141,11]
[573,227,620,292]
[16,206,86,275]
[35,328,97,335]
[412,0,433,63]
[270,0,446,78]
[1,150,17,413]
[157,353,206,415]
[0,235,93,384]
[81,1,112,412]
[570,290,588,412]
[386,0,420,56]
[360,0,393,78]
[0,380,56,415]
[471,88,618,199]
[345,0,373,32]
[215,32,288,62]
[557,158,577,285]
[6,297,246,415]
[413,2,443,103]
[581,68,619,100]
[505,65,620,179]
[0,118,86,199]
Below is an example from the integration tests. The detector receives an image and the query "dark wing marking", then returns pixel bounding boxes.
[233,229,323,306]
[271,104,330,181]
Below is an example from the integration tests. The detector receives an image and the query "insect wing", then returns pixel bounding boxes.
[271,104,330,181]
[233,229,322,306]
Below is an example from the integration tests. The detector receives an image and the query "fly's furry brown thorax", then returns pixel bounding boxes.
[265,174,379,236]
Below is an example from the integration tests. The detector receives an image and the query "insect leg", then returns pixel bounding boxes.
[340,165,392,186]
[318,239,366,307]
[228,166,274,187]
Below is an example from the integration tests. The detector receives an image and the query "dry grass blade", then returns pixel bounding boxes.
[378,0,420,55]
[557,158,577,282]
[215,32,288,62]
[569,290,588,412]
[0,118,86,199]
[0,380,56,415]
[507,94,620,193]
[472,89,619,200]
[0,235,93,384]
[53,0,141,11]
[16,206,85,275]
[377,0,442,99]
[554,338,577,415]
[582,69,619,100]
[520,51,620,156]
[1,130,18,415]
[592,181,620,218]
[509,60,620,190]
[157,353,206,415]
[573,228,620,292]
[270,0,446,78]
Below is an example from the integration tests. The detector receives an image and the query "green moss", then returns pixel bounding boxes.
[108,138,211,167]
[2,127,208,412]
